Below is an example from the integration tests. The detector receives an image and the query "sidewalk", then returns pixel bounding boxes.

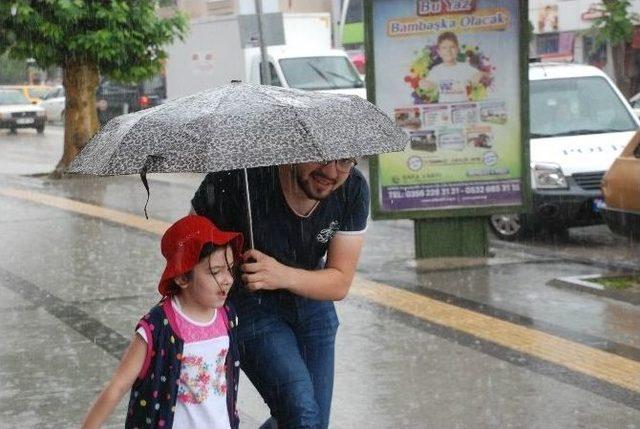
[1,172,639,428]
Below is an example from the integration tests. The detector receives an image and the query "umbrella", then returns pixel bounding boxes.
[69,82,408,246]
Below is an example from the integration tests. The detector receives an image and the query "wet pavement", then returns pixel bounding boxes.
[1,128,640,428]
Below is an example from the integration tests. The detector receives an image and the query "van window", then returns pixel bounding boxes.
[27,87,50,99]
[142,75,166,98]
[279,56,364,90]
[0,89,30,105]
[530,77,638,138]
[99,80,135,95]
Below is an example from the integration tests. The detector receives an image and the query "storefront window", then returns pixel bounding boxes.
[584,36,607,68]
[536,33,559,55]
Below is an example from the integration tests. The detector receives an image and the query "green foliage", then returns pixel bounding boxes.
[592,275,640,290]
[0,1,188,82]
[0,53,28,84]
[591,0,639,47]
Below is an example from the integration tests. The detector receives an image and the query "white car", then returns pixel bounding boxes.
[41,85,65,123]
[489,62,640,240]
[0,88,46,134]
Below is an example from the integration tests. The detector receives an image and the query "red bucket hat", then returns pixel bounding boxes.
[158,215,244,296]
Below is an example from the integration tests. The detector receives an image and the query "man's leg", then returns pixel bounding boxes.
[237,304,322,429]
[295,300,339,429]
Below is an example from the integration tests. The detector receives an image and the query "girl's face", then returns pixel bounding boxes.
[437,39,459,65]
[183,245,235,309]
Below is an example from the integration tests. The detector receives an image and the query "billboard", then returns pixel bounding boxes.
[368,0,527,217]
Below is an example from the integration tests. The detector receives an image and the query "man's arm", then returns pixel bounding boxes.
[241,233,365,301]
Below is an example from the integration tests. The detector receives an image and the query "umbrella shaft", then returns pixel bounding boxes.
[243,168,255,249]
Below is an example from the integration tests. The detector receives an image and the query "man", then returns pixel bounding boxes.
[191,158,369,429]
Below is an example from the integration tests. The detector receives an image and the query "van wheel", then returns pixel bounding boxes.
[36,124,45,134]
[489,213,528,241]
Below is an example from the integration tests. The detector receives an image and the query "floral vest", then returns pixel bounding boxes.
[125,298,240,429]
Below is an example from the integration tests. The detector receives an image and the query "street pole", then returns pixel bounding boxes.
[254,0,271,85]
[337,0,351,49]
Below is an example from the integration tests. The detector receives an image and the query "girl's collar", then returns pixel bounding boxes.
[171,295,217,327]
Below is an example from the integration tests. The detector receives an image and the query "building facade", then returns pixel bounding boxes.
[530,0,640,96]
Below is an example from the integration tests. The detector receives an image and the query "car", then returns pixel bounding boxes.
[96,75,166,125]
[489,62,640,240]
[601,131,640,240]
[1,84,51,105]
[0,88,46,133]
[40,85,65,123]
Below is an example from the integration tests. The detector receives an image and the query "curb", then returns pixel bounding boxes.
[492,239,640,273]
[548,275,640,306]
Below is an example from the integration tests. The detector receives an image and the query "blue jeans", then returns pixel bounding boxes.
[231,289,339,429]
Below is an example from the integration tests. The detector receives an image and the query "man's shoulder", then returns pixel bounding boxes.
[337,167,369,201]
[348,167,367,187]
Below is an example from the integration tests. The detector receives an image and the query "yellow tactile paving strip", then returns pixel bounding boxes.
[2,186,640,393]
[350,279,640,392]
[0,187,168,236]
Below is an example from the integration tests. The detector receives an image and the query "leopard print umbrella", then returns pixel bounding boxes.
[68,82,408,176]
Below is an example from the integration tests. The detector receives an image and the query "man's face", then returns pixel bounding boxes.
[437,39,459,65]
[293,161,351,200]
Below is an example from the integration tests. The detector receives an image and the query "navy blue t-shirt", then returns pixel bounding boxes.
[191,166,369,270]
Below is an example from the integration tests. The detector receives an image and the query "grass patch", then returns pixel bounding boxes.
[592,275,640,290]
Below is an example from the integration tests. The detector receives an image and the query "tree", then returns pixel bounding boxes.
[0,1,187,176]
[590,0,639,96]
[0,53,28,84]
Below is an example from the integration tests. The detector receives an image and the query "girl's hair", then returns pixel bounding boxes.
[165,242,233,295]
[437,31,459,47]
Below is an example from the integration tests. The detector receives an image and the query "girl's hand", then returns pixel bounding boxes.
[241,249,292,292]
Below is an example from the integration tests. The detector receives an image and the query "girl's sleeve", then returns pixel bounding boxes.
[134,318,153,380]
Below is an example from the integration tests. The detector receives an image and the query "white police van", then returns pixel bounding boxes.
[489,62,640,240]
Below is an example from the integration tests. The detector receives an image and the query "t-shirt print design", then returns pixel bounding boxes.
[316,220,340,243]
[178,348,229,404]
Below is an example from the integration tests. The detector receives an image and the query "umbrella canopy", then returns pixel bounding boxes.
[68,82,408,176]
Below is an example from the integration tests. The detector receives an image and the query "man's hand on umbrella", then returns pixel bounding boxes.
[241,249,291,292]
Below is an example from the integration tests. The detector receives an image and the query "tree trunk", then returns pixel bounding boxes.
[611,42,631,97]
[53,60,100,177]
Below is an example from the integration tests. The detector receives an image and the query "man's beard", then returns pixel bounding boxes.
[296,169,336,201]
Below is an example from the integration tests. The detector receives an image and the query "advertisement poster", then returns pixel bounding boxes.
[373,0,524,212]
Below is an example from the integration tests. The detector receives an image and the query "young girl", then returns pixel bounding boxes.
[82,215,243,429]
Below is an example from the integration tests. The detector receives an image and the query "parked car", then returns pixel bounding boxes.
[489,63,640,240]
[96,75,166,125]
[0,88,46,133]
[601,131,640,240]
[1,84,51,105]
[40,85,65,123]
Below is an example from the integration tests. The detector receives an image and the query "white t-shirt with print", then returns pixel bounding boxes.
[137,297,231,429]
[428,62,478,103]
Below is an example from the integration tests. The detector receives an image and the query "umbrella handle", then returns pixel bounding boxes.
[140,170,150,220]
[243,168,255,249]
